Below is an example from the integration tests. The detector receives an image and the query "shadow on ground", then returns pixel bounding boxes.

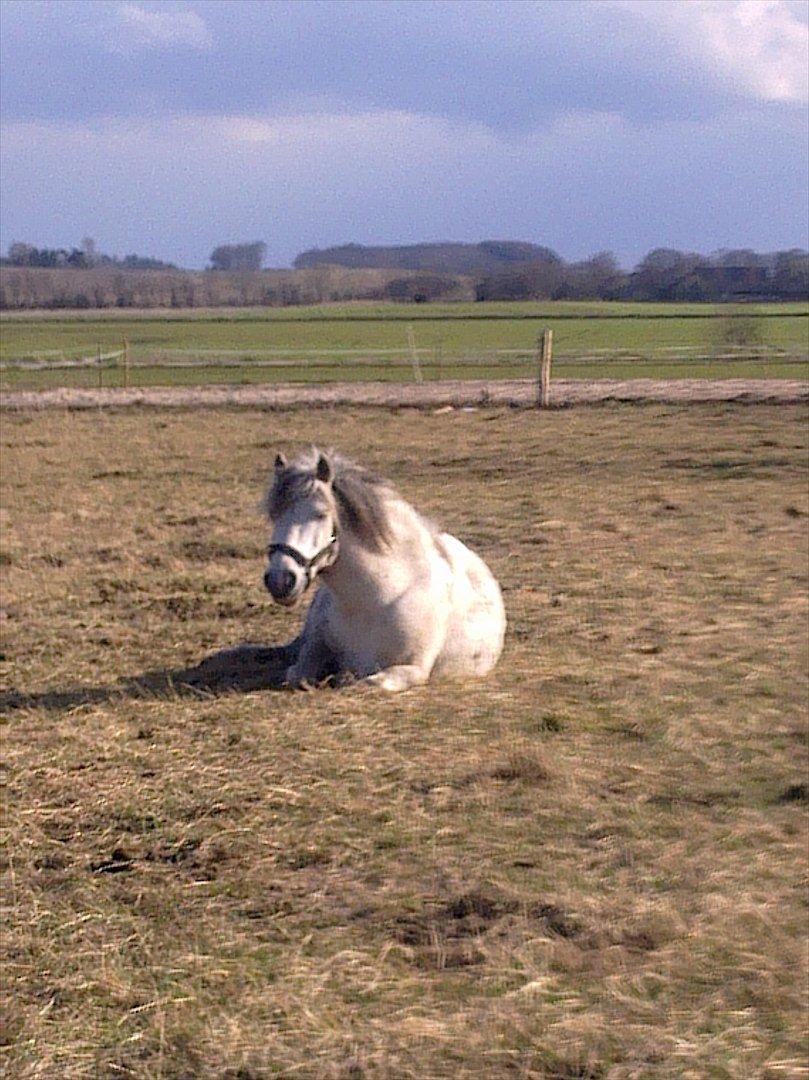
[0,645,291,714]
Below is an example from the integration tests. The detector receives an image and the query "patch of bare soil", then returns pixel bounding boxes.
[1,376,807,410]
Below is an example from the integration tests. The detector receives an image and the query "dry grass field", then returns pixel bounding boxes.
[1,403,808,1078]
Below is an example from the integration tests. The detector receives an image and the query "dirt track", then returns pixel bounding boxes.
[1,377,807,410]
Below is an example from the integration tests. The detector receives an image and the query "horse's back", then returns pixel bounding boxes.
[433,532,506,678]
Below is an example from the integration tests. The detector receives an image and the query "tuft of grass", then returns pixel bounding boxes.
[489,745,552,784]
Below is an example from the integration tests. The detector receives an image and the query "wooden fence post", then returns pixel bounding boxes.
[538,328,553,407]
[123,337,130,388]
[97,343,103,389]
[407,325,423,383]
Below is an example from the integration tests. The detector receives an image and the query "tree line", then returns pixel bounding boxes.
[1,239,268,273]
[0,239,806,308]
[0,238,177,272]
[0,265,473,311]
[295,240,557,275]
[474,248,808,302]
[296,241,808,302]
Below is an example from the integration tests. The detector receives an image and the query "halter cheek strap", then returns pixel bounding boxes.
[267,530,340,588]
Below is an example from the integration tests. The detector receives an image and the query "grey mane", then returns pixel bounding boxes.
[268,448,401,552]
[331,455,397,551]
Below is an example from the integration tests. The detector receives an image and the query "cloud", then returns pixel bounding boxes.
[2,1,805,127]
[110,3,212,52]
[2,105,806,268]
[613,0,809,103]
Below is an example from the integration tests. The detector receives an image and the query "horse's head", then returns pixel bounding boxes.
[263,451,340,607]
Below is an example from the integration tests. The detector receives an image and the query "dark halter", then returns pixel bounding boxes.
[267,527,340,588]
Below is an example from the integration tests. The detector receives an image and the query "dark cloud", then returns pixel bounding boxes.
[1,1,806,266]
[2,0,798,126]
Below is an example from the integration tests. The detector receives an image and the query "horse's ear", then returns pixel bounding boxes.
[274,452,287,472]
[315,453,332,484]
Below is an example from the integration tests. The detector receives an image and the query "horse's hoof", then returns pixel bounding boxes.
[284,666,314,691]
[332,670,358,689]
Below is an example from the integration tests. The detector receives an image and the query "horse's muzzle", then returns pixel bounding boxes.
[264,564,302,606]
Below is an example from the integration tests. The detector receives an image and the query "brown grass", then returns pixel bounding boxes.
[1,404,807,1078]
[2,377,807,412]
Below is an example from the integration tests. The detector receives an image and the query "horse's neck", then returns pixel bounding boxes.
[325,499,430,608]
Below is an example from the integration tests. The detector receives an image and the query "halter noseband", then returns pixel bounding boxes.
[267,527,339,588]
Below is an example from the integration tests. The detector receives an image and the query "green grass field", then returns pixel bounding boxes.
[1,301,807,389]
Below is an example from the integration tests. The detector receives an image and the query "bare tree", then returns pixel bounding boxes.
[771,249,809,299]
[209,242,267,271]
[81,237,98,266]
[560,252,623,299]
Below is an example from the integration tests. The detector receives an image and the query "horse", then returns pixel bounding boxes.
[262,448,506,691]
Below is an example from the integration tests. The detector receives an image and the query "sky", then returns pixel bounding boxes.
[0,0,807,269]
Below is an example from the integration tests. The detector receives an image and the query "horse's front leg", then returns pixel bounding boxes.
[284,591,340,688]
[362,663,431,692]
[285,633,340,688]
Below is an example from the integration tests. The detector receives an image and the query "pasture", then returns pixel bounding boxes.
[2,403,808,1078]
[1,301,807,389]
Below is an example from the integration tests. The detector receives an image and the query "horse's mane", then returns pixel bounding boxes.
[267,449,403,552]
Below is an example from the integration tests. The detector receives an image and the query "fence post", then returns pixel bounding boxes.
[123,337,130,388]
[97,343,103,389]
[537,328,553,407]
[407,325,423,383]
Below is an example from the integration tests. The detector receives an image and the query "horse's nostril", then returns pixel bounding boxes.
[265,565,297,598]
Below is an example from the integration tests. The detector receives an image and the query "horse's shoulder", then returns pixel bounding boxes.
[435,531,497,587]
[433,530,467,560]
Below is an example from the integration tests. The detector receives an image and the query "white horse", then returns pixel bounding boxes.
[262,448,506,691]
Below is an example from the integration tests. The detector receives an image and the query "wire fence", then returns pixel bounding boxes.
[1,313,807,389]
[2,346,806,370]
[4,340,808,366]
